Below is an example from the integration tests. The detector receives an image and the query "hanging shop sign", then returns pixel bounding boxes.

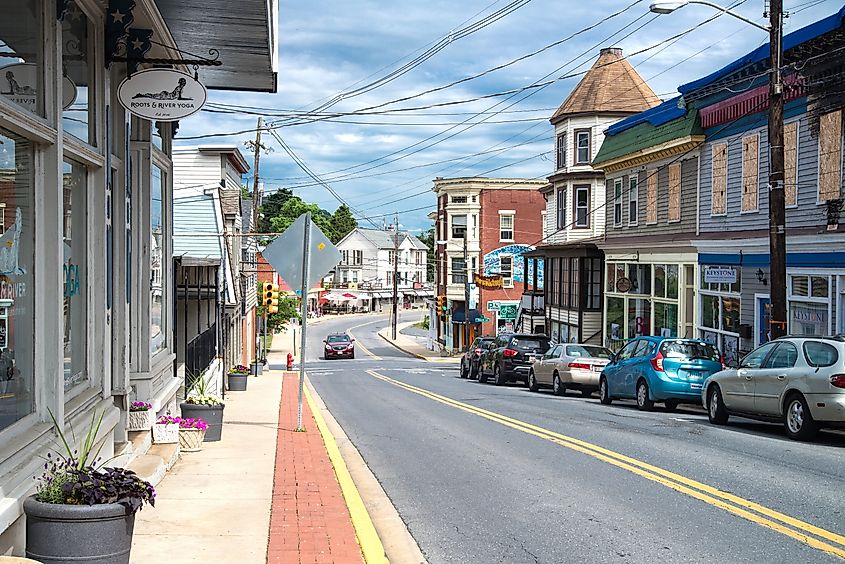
[615,276,632,293]
[703,266,737,284]
[474,273,503,290]
[1,63,77,112]
[117,68,207,121]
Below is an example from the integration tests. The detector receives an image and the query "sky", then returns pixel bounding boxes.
[173,0,839,234]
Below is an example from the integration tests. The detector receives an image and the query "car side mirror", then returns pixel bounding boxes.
[609,354,617,364]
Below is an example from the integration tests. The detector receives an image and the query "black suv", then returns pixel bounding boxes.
[460,336,495,380]
[479,333,551,386]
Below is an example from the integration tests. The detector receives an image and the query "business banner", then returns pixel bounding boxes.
[474,273,503,289]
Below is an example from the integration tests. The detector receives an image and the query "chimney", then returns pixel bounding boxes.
[600,47,623,57]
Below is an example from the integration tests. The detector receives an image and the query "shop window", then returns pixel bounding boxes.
[789,301,829,336]
[784,121,798,206]
[613,179,622,226]
[668,163,681,222]
[0,128,35,430]
[741,134,759,212]
[646,170,657,224]
[62,1,94,145]
[606,296,624,345]
[627,264,651,295]
[150,165,165,354]
[628,177,638,225]
[711,143,728,215]
[0,3,43,116]
[818,110,842,202]
[628,299,651,338]
[574,185,589,228]
[654,264,679,300]
[654,302,678,338]
[63,159,88,394]
[499,214,514,241]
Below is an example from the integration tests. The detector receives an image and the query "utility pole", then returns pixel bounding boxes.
[249,117,264,231]
[768,0,787,339]
[391,212,399,340]
[463,235,469,351]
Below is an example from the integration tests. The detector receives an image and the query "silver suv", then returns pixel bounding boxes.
[702,336,845,440]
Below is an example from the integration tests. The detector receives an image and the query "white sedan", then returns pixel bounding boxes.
[529,343,614,397]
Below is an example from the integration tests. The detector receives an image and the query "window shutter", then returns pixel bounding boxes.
[646,169,657,224]
[711,143,727,215]
[784,121,798,206]
[668,163,681,222]
[741,134,759,211]
[819,110,842,202]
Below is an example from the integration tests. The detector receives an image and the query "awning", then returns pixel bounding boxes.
[157,0,278,93]
[451,308,484,324]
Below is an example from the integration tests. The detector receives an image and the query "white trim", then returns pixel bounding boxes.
[627,175,638,227]
[498,209,516,215]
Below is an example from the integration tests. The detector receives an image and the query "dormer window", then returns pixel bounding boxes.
[575,129,591,164]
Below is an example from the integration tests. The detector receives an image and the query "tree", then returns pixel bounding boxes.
[329,204,357,243]
[258,188,294,233]
[256,289,299,333]
[418,227,435,283]
[268,196,334,239]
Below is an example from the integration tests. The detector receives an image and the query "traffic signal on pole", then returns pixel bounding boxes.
[436,296,447,318]
[263,282,280,313]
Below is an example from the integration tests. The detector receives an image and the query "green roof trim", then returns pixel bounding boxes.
[593,109,703,167]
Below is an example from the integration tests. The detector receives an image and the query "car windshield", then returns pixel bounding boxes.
[566,345,613,360]
[660,341,719,361]
[510,338,550,353]
[327,335,350,343]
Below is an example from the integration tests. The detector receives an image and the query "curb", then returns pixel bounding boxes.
[376,329,430,360]
[304,385,389,564]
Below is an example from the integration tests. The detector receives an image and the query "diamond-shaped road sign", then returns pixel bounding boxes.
[262,213,342,291]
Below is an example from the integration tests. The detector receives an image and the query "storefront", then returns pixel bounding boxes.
[603,252,697,351]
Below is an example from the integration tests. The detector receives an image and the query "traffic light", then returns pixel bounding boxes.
[263,282,280,313]
[436,295,447,318]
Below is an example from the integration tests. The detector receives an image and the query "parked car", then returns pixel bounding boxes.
[529,343,614,396]
[461,336,496,380]
[323,333,355,359]
[599,337,722,411]
[703,336,845,441]
[479,333,551,386]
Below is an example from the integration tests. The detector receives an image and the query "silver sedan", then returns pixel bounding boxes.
[702,336,845,440]
[529,343,614,397]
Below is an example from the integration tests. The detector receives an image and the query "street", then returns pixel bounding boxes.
[304,313,845,564]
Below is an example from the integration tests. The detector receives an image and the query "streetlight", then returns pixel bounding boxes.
[651,0,787,340]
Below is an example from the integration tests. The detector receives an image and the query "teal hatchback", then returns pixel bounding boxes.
[599,337,723,411]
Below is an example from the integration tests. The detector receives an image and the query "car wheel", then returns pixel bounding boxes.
[528,370,540,392]
[664,399,679,412]
[494,365,507,386]
[581,389,593,398]
[460,362,468,379]
[552,373,566,396]
[599,377,612,405]
[636,380,654,411]
[784,393,819,441]
[479,366,488,384]
[707,385,729,425]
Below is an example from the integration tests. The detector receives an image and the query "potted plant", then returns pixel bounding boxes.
[152,415,179,444]
[250,359,262,376]
[180,375,224,442]
[24,410,155,564]
[127,401,153,431]
[157,416,207,452]
[228,365,249,391]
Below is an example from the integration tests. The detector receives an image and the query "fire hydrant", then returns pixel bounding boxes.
[286,353,294,371]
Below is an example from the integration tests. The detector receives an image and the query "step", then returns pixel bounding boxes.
[127,443,180,487]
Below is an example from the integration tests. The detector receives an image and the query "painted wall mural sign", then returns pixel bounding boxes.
[482,244,543,287]
[474,273,503,290]
[118,68,207,121]
[1,63,76,112]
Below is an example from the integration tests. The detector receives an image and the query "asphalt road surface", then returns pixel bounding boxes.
[303,312,845,564]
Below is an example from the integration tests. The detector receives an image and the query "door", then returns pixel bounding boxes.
[725,342,777,412]
[754,341,799,415]
[536,344,561,385]
[624,340,653,397]
[756,296,771,346]
[605,340,640,397]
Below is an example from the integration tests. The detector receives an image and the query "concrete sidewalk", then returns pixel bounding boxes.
[377,321,460,363]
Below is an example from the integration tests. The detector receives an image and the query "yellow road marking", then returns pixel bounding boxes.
[304,383,388,564]
[347,318,386,360]
[367,370,845,560]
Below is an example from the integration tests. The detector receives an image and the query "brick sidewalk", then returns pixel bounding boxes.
[267,373,364,564]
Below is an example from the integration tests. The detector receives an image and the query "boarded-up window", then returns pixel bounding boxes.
[668,163,681,222]
[741,134,759,212]
[819,110,842,202]
[784,121,798,206]
[646,170,657,224]
[711,143,727,215]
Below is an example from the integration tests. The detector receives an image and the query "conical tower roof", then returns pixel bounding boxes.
[551,48,660,123]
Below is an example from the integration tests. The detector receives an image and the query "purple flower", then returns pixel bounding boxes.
[155,416,208,430]
[130,401,152,412]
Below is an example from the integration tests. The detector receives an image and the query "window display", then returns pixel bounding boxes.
[63,159,88,393]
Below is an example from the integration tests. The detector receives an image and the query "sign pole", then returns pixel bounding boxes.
[296,212,312,431]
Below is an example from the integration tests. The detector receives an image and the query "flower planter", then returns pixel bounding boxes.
[24,496,136,564]
[227,372,248,391]
[180,402,224,442]
[178,428,206,452]
[250,361,261,376]
[152,422,179,444]
[127,409,153,431]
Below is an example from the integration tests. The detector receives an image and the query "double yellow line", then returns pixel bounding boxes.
[367,369,845,560]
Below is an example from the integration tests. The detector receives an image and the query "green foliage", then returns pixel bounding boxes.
[258,188,294,232]
[329,204,357,243]
[269,197,335,239]
[185,373,223,406]
[417,227,435,283]
[257,289,300,333]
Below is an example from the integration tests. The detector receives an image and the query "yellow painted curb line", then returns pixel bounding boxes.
[304,385,389,564]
